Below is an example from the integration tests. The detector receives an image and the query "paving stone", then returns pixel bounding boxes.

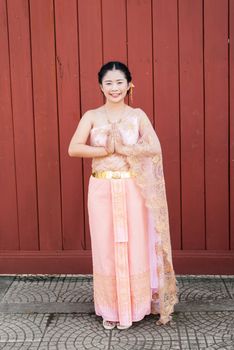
[22,312,234,350]
[0,276,15,301]
[1,275,93,304]
[177,275,232,302]
[0,342,40,350]
[174,311,234,350]
[0,302,94,314]
[108,312,234,350]
[108,315,180,350]
[0,275,234,349]
[39,314,110,350]
[0,313,48,349]
[2,275,233,307]
[221,275,234,299]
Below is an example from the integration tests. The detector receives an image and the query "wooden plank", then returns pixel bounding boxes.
[7,0,38,250]
[102,0,127,63]
[179,0,205,249]
[230,0,234,250]
[173,250,234,274]
[30,0,62,250]
[204,0,229,249]
[0,0,19,249]
[54,0,85,250]
[78,0,103,250]
[0,250,233,274]
[0,250,92,274]
[127,0,154,118]
[153,0,181,250]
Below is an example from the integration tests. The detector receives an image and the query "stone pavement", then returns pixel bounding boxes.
[0,274,233,350]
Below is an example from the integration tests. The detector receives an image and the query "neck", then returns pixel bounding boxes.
[104,101,126,111]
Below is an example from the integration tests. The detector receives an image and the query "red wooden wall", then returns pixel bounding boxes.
[0,0,233,274]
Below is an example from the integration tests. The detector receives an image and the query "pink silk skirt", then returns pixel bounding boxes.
[88,175,157,326]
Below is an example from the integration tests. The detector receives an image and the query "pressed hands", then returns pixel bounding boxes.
[104,121,160,157]
[105,123,129,156]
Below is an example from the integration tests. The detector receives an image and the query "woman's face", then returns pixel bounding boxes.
[100,69,130,103]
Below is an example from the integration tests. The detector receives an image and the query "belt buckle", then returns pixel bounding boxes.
[112,171,121,179]
[105,171,112,179]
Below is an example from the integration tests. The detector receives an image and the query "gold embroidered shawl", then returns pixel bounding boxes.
[125,112,179,325]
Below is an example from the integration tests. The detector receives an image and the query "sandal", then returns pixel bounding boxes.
[103,320,117,330]
[117,322,132,330]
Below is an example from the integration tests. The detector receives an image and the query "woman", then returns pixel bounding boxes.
[68,61,179,330]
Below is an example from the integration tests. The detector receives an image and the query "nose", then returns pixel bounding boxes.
[111,83,119,91]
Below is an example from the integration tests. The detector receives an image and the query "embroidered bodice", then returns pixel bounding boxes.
[90,115,139,171]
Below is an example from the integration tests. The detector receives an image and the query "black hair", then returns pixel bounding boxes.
[98,61,132,95]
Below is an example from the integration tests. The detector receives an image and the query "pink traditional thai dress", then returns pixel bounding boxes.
[88,108,179,327]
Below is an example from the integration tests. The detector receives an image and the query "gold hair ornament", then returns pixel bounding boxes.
[129,82,135,103]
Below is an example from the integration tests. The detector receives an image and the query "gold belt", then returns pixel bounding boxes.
[92,170,136,179]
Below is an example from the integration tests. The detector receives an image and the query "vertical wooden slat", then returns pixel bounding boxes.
[101,0,128,106]
[7,0,38,250]
[230,0,234,250]
[179,0,205,249]
[153,0,181,250]
[0,0,19,249]
[204,0,229,249]
[127,0,154,118]
[102,0,127,63]
[78,0,103,250]
[30,0,62,250]
[54,0,85,250]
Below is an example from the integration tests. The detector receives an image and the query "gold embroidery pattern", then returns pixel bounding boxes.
[130,270,151,307]
[93,272,117,310]
[93,270,152,314]
[115,243,131,325]
[126,114,179,326]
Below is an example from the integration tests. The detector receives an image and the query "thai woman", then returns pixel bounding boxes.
[68,61,179,330]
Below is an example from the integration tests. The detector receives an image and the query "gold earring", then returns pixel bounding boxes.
[129,82,135,103]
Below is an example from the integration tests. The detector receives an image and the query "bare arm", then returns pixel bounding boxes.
[68,110,109,158]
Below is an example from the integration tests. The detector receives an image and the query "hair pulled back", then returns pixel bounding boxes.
[98,61,132,95]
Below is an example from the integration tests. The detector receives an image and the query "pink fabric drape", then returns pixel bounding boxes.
[88,175,154,325]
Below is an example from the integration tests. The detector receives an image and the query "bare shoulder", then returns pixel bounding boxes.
[126,106,143,118]
[134,107,150,123]
[79,109,97,128]
[134,107,147,117]
[80,109,95,121]
[86,106,105,125]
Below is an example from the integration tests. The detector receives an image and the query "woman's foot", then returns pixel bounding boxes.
[103,320,117,330]
[117,322,132,330]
